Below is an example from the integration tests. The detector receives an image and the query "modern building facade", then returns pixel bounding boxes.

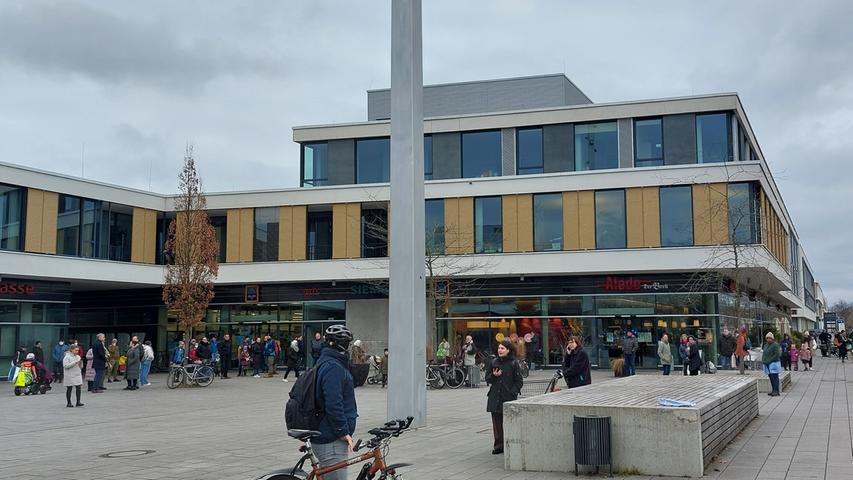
[0,74,822,370]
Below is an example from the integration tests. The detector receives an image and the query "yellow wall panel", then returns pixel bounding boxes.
[238,208,254,262]
[458,197,474,254]
[578,191,595,249]
[225,209,241,262]
[625,188,644,248]
[143,209,157,264]
[346,203,361,259]
[562,192,580,251]
[40,191,58,254]
[332,203,347,259]
[444,198,460,254]
[292,206,307,261]
[692,184,712,246]
[131,208,146,262]
[641,187,661,247]
[25,189,45,253]
[502,195,518,253]
[279,206,293,261]
[517,194,533,252]
[709,183,728,245]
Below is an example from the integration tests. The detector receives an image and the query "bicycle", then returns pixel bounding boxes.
[258,417,413,479]
[425,362,445,389]
[518,359,530,378]
[166,361,214,388]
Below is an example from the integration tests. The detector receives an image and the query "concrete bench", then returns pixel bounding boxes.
[718,370,791,393]
[503,375,758,477]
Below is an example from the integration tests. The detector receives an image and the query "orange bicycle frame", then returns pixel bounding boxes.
[308,445,386,480]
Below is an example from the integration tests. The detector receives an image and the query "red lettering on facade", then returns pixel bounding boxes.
[0,283,35,295]
[303,287,320,297]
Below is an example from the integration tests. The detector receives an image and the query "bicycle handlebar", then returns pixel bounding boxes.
[355,416,415,451]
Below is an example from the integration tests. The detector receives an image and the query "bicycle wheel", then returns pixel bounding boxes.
[520,360,530,378]
[429,369,446,389]
[166,368,184,389]
[445,366,465,389]
[195,366,214,387]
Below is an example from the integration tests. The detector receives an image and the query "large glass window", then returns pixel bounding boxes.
[595,190,626,249]
[0,184,24,251]
[210,216,227,264]
[634,118,663,167]
[803,263,816,311]
[474,196,502,254]
[57,195,81,256]
[533,193,562,251]
[356,138,390,184]
[107,210,132,262]
[696,113,732,163]
[361,207,388,258]
[727,183,759,244]
[424,136,433,180]
[302,143,328,187]
[659,186,693,247]
[575,122,618,171]
[80,199,101,258]
[253,207,279,262]
[462,130,502,178]
[425,199,445,255]
[517,127,544,175]
[307,211,332,260]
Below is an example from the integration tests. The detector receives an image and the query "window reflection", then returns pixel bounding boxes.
[659,186,693,247]
[517,127,544,175]
[0,184,24,251]
[474,196,502,254]
[302,143,328,187]
[533,193,562,251]
[356,138,391,184]
[595,190,626,249]
[575,122,618,171]
[696,113,732,163]
[462,131,502,178]
[634,118,663,167]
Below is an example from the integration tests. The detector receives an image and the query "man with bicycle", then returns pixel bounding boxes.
[313,325,358,480]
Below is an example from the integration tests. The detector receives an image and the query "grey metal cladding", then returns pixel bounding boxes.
[367,74,592,121]
[501,128,515,176]
[327,139,355,185]
[543,123,573,173]
[431,132,461,180]
[618,118,633,168]
[663,114,697,165]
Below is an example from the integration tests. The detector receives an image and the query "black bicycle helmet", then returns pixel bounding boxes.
[325,325,353,351]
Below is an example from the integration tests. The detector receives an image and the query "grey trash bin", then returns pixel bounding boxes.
[573,415,612,477]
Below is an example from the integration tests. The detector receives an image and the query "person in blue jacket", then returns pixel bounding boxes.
[52,340,69,382]
[314,324,358,480]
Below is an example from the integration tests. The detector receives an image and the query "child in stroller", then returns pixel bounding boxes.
[14,353,53,396]
[366,354,384,386]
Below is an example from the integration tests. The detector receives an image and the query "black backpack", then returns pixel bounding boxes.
[284,365,324,431]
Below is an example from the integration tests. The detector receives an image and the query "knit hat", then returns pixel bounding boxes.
[765,332,775,340]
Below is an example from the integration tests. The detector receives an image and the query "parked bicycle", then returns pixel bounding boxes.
[258,417,413,479]
[166,361,214,388]
[425,362,446,389]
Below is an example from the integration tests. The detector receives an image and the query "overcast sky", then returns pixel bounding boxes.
[0,1,850,302]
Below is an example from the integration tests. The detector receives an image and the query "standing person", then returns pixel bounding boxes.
[311,332,324,366]
[800,343,813,371]
[239,340,251,376]
[780,334,792,371]
[762,333,782,396]
[209,334,220,375]
[718,328,735,370]
[62,345,84,408]
[283,338,301,382]
[528,332,542,371]
[51,339,68,383]
[735,327,749,374]
[219,334,232,379]
[274,338,282,374]
[172,341,186,365]
[485,339,523,455]
[33,341,44,364]
[107,339,121,382]
[251,337,264,377]
[819,330,831,357]
[562,337,591,388]
[92,334,107,393]
[263,335,277,377]
[836,333,848,363]
[463,335,479,387]
[140,340,154,386]
[678,334,690,376]
[124,336,143,390]
[379,348,389,388]
[436,338,450,364]
[789,342,800,371]
[657,333,673,375]
[313,325,357,480]
[622,330,638,376]
[196,337,212,362]
[84,348,96,391]
[687,336,702,376]
[9,345,26,382]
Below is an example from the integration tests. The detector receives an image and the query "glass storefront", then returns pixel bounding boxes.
[0,301,69,377]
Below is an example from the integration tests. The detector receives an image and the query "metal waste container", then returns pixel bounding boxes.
[573,415,612,477]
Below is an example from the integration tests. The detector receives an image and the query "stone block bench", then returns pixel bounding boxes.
[717,370,791,393]
[503,375,758,477]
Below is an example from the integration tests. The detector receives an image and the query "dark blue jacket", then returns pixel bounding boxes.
[93,342,108,370]
[52,344,68,363]
[264,339,276,357]
[315,348,358,444]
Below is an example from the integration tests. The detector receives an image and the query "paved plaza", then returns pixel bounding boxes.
[0,355,850,480]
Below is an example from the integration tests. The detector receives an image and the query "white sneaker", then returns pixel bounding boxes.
[282,378,288,382]
[144,383,152,386]
[253,374,261,378]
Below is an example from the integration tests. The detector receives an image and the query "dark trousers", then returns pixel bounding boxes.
[781,355,790,370]
[253,358,262,375]
[126,378,138,389]
[682,362,689,376]
[220,358,230,378]
[381,373,387,388]
[65,385,81,405]
[94,368,105,390]
[623,354,635,376]
[490,412,504,450]
[53,360,64,382]
[689,368,699,376]
[283,365,300,379]
[769,373,780,393]
[662,364,671,375]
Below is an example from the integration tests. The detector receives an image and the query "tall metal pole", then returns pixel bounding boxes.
[388,0,426,426]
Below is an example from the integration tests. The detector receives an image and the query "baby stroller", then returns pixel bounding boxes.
[365,355,384,385]
[13,357,51,396]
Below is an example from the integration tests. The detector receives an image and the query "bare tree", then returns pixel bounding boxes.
[162,146,219,339]
[830,300,853,328]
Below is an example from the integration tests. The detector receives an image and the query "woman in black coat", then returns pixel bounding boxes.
[562,337,591,388]
[485,339,524,455]
[687,336,702,376]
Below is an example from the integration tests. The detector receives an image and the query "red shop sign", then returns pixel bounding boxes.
[0,283,35,295]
